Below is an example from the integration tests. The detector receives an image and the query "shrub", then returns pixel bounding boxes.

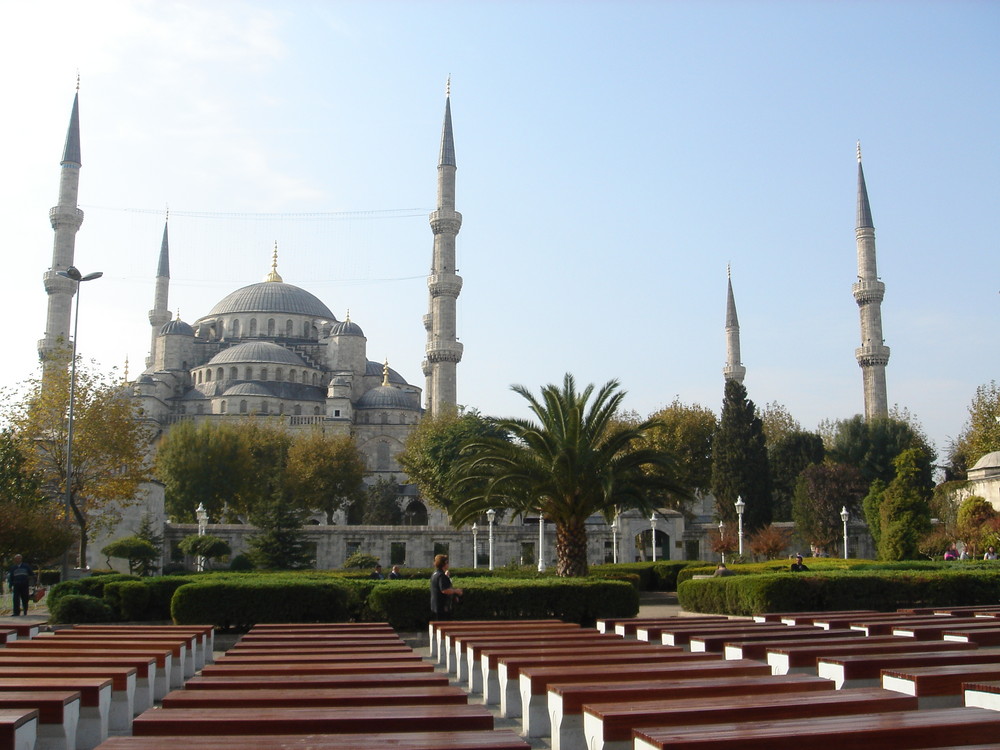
[103,580,150,621]
[49,594,115,624]
[46,580,85,609]
[343,552,380,570]
[229,554,255,571]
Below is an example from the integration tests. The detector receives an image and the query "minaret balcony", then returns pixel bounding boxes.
[42,270,77,294]
[49,206,84,229]
[855,344,890,367]
[425,340,464,363]
[422,313,433,331]
[429,209,463,235]
[427,274,463,297]
[852,279,885,305]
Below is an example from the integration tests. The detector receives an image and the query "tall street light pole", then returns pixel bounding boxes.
[719,521,725,564]
[57,266,103,581]
[486,508,496,571]
[840,506,850,559]
[650,513,657,562]
[472,523,478,569]
[735,496,746,558]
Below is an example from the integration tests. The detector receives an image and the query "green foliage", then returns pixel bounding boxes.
[768,430,825,522]
[101,535,159,576]
[758,401,801,446]
[102,580,150,621]
[229,554,255,571]
[247,492,313,570]
[828,415,935,490]
[365,578,639,630]
[948,381,1000,479]
[343,552,380,569]
[711,379,772,530]
[862,479,886,550]
[285,429,367,524]
[878,449,933,560]
[171,578,356,630]
[640,399,718,501]
[177,534,232,566]
[49,594,116,623]
[747,524,792,560]
[450,374,690,577]
[351,476,403,525]
[791,463,865,552]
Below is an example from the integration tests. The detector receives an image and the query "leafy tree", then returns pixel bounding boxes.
[101,535,158,575]
[768,431,825,522]
[449,374,689,577]
[398,409,510,516]
[758,401,801,446]
[358,476,403,525]
[285,430,367,524]
[344,551,380,569]
[6,352,152,567]
[791,463,866,553]
[640,398,717,502]
[918,526,955,560]
[247,489,313,570]
[708,523,738,560]
[948,381,1000,479]
[862,479,887,551]
[155,420,250,522]
[747,524,792,561]
[878,449,933,560]
[828,415,935,491]
[711,379,772,530]
[955,495,996,558]
[234,421,294,519]
[177,534,232,570]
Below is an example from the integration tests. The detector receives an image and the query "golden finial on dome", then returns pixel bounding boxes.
[382,359,390,387]
[264,241,283,282]
[345,309,351,323]
[124,355,129,382]
[175,309,181,321]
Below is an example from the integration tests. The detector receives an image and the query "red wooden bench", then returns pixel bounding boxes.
[6,624,41,639]
[183,672,450,691]
[631,706,1000,749]
[14,636,189,687]
[428,620,566,662]
[752,609,877,624]
[42,633,197,679]
[584,687,917,750]
[766,637,977,675]
[597,616,727,636]
[213,652,422,666]
[440,623,581,673]
[160,685,468,710]
[651,621,791,647]
[546,673,832,750]
[809,612,917,630]
[962,679,1000,712]
[943,627,1000,647]
[0,691,79,750]
[818,649,1000,689]
[0,709,36,750]
[848,616,985,637]
[722,630,865,661]
[0,678,111,750]
[248,622,396,631]
[689,625,837,652]
[227,641,410,654]
[199,660,435,677]
[95,730,531,750]
[892,619,1000,640]
[516,658,769,738]
[66,625,214,668]
[131,704,496,736]
[882,663,1000,708]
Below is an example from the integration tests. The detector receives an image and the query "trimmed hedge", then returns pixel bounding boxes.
[171,578,357,630]
[50,594,115,623]
[678,569,1000,616]
[366,577,639,631]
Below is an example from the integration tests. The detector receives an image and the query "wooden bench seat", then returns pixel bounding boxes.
[6,624,40,640]
[0,691,79,750]
[631,706,1000,750]
[943,627,1000,647]
[214,651,422,665]
[248,622,397,630]
[809,612,916,630]
[517,658,769,738]
[849,616,985,637]
[442,624,581,673]
[66,626,214,668]
[39,634,196,678]
[160,685,468,710]
[199,660,435,677]
[458,632,612,691]
[818,649,1000,689]
[95,730,531,750]
[13,637,188,688]
[132,704,495,736]
[596,616,726,636]
[882,663,1000,708]
[0,708,36,750]
[227,641,410,654]
[428,620,565,661]
[653,622,791,647]
[689,625,837,652]
[723,631,866,661]
[183,672,450,691]
[584,687,917,750]
[0,678,111,750]
[893,620,1000,640]
[546,673,832,750]
[962,679,1000,711]
[767,637,976,675]
[751,609,877,624]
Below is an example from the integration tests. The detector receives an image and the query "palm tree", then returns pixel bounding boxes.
[451,374,689,576]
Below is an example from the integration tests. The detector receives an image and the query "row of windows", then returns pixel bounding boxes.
[170,403,411,425]
[224,318,316,339]
[195,366,321,386]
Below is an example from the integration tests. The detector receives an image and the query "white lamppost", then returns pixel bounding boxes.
[719,521,725,564]
[537,512,546,573]
[735,496,746,557]
[472,523,479,569]
[611,511,620,564]
[650,513,658,562]
[195,503,208,572]
[486,508,496,571]
[57,266,103,580]
[840,506,850,559]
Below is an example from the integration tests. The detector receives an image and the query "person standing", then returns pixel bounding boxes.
[790,554,809,572]
[7,555,34,616]
[430,554,463,620]
[985,546,998,561]
[388,565,402,580]
[370,564,385,580]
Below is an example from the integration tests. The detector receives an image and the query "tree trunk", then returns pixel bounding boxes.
[70,495,88,569]
[555,520,589,577]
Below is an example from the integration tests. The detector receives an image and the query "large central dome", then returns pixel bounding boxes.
[206,281,335,319]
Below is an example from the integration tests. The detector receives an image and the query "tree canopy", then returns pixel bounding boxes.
[449,374,689,576]
[640,398,717,503]
[792,462,866,553]
[286,430,366,524]
[827,414,935,491]
[768,430,825,522]
[947,380,1000,479]
[877,448,933,560]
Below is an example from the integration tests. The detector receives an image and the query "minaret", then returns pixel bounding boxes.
[146,217,171,369]
[723,265,746,384]
[853,142,890,420]
[422,79,463,414]
[38,86,84,368]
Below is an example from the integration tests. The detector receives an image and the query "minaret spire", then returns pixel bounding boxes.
[146,214,172,369]
[422,80,463,414]
[853,143,890,419]
[723,265,746,384]
[39,87,85,369]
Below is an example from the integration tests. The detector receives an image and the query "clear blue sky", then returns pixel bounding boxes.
[1,0,996,463]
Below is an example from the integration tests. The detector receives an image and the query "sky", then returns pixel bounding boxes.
[1,0,996,464]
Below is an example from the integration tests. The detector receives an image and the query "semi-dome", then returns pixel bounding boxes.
[205,281,335,319]
[222,382,275,397]
[356,385,418,410]
[330,319,364,337]
[365,360,407,385]
[160,319,195,336]
[208,342,308,367]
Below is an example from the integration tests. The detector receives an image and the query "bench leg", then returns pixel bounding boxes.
[519,674,548,737]
[36,700,79,750]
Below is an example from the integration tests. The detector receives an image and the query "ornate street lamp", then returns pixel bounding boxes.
[537,511,546,572]
[195,503,209,572]
[472,523,479,569]
[611,511,620,564]
[840,506,850,559]
[57,266,103,580]
[719,520,725,564]
[650,513,658,562]
[735,496,746,557]
[486,508,496,571]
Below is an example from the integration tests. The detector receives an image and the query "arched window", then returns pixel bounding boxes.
[220,400,227,414]
[240,400,248,414]
[289,369,296,382]
[399,414,407,424]
[230,367,238,380]
[285,319,293,337]
[261,400,269,414]
[245,367,252,380]
[312,373,318,386]
[314,406,321,415]
[216,368,224,381]
[249,319,257,336]
[278,402,285,415]
[303,321,311,337]
[293,405,302,416]
[380,412,389,425]
[231,319,240,337]
[205,369,212,382]
[261,368,268,381]
[275,368,283,382]
[404,501,428,526]
[197,371,203,384]
[376,442,390,471]
[267,319,275,336]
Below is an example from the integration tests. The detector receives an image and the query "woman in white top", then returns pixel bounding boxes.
[984,546,998,560]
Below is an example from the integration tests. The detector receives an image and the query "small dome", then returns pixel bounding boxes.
[365,360,407,385]
[330,319,364,337]
[160,319,195,336]
[205,281,335,319]
[971,451,1000,472]
[222,382,275,397]
[356,385,419,410]
[208,342,307,367]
